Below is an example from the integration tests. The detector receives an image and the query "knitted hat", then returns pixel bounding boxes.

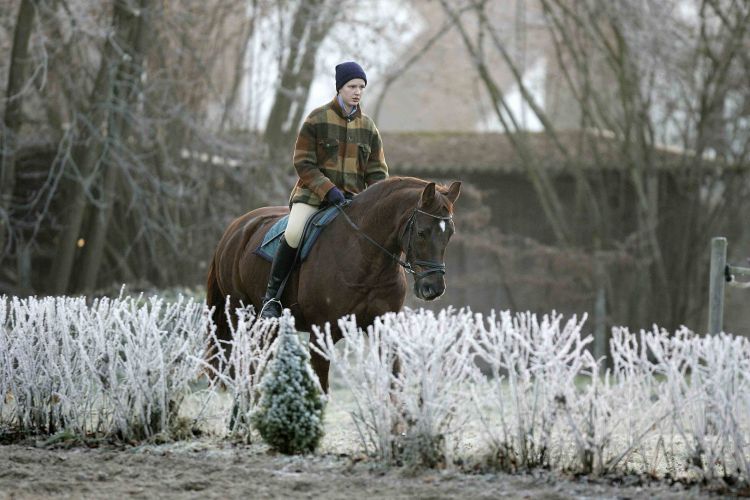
[335,61,367,91]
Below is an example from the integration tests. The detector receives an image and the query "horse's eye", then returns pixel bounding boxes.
[417,230,426,238]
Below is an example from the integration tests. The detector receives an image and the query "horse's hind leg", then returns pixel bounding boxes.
[310,348,331,394]
[205,262,236,381]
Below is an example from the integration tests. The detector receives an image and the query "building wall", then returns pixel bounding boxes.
[374,0,586,133]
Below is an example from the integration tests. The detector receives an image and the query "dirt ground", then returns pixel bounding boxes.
[0,440,717,500]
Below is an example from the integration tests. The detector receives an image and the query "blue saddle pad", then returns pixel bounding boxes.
[253,205,342,262]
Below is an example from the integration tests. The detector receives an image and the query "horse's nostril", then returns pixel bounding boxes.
[420,283,439,300]
[416,281,446,301]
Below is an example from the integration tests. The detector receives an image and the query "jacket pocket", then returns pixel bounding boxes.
[317,138,339,168]
[358,143,372,170]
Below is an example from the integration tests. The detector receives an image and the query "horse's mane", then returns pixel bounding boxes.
[356,176,426,201]
[354,176,454,214]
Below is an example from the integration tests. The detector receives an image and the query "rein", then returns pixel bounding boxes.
[334,203,450,279]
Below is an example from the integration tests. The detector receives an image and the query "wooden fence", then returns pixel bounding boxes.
[708,237,750,335]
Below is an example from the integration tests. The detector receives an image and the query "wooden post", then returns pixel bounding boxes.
[593,284,607,361]
[593,257,607,362]
[708,237,727,335]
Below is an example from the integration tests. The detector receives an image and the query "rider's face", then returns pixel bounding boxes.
[338,78,366,108]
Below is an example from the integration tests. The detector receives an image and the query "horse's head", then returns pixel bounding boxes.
[403,181,461,301]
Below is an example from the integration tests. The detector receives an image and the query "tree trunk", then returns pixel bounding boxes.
[49,4,122,295]
[77,0,150,293]
[1,0,38,264]
[440,0,571,244]
[219,0,258,132]
[263,0,333,158]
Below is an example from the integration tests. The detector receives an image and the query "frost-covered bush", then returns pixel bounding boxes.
[4,291,750,483]
[470,312,750,477]
[252,312,325,454]
[0,294,206,440]
[633,327,750,481]
[314,306,750,480]
[471,315,750,479]
[469,311,594,471]
[101,294,207,440]
[314,308,476,466]
[583,327,673,475]
[551,354,670,475]
[199,302,279,439]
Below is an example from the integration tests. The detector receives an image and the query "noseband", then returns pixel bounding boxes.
[335,204,451,280]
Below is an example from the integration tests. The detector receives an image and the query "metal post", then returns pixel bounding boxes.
[708,237,727,335]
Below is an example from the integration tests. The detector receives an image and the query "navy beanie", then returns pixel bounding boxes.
[335,61,367,91]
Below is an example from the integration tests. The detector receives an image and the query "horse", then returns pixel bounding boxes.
[205,176,461,391]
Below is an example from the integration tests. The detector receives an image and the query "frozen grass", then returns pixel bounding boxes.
[2,294,750,483]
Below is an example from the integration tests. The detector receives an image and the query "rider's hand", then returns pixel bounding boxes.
[325,187,346,205]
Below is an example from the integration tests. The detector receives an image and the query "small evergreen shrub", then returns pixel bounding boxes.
[251,313,326,454]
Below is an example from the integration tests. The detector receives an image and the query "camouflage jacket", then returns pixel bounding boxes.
[289,97,388,206]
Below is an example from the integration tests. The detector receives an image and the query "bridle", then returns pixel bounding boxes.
[335,203,451,280]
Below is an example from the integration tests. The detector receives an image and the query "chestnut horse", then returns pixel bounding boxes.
[206,176,461,391]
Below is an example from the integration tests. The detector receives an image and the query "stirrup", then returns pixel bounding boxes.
[259,297,282,319]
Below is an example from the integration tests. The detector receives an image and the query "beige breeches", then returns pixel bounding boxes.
[284,202,318,249]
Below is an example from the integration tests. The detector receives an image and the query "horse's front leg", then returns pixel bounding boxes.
[390,354,408,436]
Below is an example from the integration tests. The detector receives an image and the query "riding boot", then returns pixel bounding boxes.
[260,236,297,319]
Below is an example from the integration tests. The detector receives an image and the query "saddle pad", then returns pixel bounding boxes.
[253,205,341,262]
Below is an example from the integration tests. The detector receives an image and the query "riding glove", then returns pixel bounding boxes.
[325,187,346,205]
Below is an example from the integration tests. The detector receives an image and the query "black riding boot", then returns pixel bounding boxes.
[260,236,297,319]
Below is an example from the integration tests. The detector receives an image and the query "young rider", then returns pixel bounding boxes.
[260,61,389,318]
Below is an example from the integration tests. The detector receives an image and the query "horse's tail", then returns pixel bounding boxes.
[205,256,229,380]
[206,256,223,322]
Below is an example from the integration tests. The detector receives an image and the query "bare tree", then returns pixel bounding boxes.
[438,0,750,331]
[263,0,338,158]
[440,0,572,244]
[75,0,152,292]
[0,0,269,294]
[48,1,145,294]
[1,0,39,266]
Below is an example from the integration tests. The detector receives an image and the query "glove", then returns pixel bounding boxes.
[325,187,346,205]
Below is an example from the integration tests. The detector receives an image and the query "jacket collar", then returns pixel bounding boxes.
[329,96,362,120]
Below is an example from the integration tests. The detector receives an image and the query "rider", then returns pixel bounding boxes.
[260,61,389,319]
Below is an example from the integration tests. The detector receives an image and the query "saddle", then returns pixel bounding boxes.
[253,204,342,263]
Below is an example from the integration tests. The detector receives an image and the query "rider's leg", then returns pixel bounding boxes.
[284,202,318,249]
[260,203,318,318]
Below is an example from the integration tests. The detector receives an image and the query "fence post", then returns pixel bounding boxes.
[708,237,727,335]
[593,255,608,363]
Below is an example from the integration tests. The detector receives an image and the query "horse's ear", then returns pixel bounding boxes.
[420,182,436,207]
[445,181,461,205]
